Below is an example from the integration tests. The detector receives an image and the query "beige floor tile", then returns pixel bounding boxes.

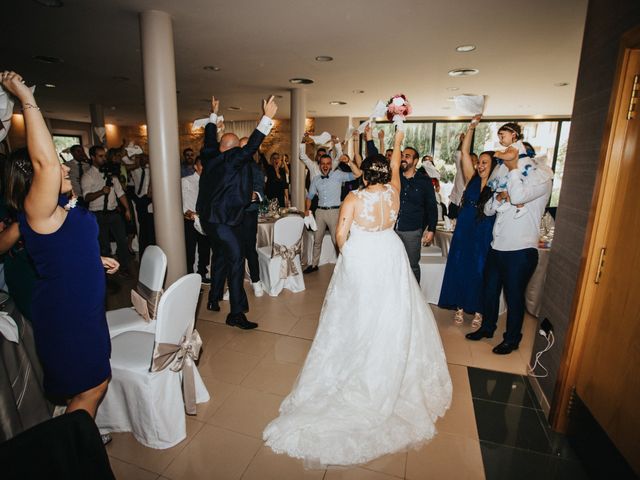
[209,385,284,438]
[362,451,407,478]
[106,417,204,475]
[289,315,319,340]
[195,321,239,353]
[468,341,527,375]
[241,446,325,480]
[108,457,160,480]
[436,364,479,440]
[255,308,300,335]
[405,432,485,480]
[241,357,302,395]
[193,377,238,422]
[262,335,312,365]
[441,337,473,366]
[325,466,402,479]
[163,425,261,480]
[197,348,262,384]
[225,329,280,357]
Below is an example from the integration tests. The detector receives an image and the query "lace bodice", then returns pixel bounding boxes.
[351,184,399,232]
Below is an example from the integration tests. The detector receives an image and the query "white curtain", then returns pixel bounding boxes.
[226,120,255,139]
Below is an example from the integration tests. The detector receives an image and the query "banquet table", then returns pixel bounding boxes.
[0,296,53,441]
[432,228,550,317]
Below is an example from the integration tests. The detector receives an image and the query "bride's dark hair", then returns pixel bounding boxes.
[360,154,391,186]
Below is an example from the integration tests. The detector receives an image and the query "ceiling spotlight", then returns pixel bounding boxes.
[112,75,130,81]
[329,101,347,105]
[447,96,456,101]
[455,45,476,52]
[315,56,333,62]
[448,68,479,77]
[203,65,221,71]
[34,55,64,64]
[32,0,64,7]
[353,90,365,94]
[44,83,56,88]
[289,78,314,85]
[273,94,284,99]
[446,87,460,91]
[228,106,241,111]
[554,82,569,87]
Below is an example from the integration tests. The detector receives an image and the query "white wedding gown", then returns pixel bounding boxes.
[263,184,452,466]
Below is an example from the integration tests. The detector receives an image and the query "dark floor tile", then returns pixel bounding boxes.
[551,457,590,480]
[473,398,552,454]
[468,367,537,409]
[523,375,544,410]
[480,441,555,480]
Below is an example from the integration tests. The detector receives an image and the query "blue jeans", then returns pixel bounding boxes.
[481,248,538,345]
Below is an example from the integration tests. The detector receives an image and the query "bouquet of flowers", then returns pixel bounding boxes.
[386,94,412,130]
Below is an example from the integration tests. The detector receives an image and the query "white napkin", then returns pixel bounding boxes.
[309,131,332,146]
[422,161,441,180]
[194,215,205,235]
[0,312,19,343]
[357,100,387,134]
[125,143,143,157]
[443,216,452,231]
[454,95,486,116]
[192,114,225,132]
[304,213,318,231]
[0,84,36,142]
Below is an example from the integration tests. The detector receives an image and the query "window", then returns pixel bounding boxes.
[550,121,570,207]
[52,135,81,162]
[433,122,467,183]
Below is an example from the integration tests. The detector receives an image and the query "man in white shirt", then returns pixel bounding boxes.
[66,144,91,205]
[182,156,211,282]
[466,158,552,354]
[81,145,132,274]
[130,153,155,256]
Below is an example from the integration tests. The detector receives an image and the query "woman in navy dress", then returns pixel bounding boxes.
[1,71,119,418]
[438,115,498,328]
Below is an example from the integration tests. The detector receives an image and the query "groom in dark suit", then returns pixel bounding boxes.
[197,95,277,329]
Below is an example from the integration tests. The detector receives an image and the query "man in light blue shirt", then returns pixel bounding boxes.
[303,154,361,273]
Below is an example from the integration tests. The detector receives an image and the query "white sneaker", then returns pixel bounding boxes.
[222,289,229,301]
[251,281,264,297]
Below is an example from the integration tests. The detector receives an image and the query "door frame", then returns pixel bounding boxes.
[550,26,640,432]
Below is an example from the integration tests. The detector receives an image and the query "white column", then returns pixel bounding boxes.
[139,10,186,285]
[290,88,306,210]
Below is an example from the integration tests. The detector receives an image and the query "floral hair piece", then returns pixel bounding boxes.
[368,163,389,174]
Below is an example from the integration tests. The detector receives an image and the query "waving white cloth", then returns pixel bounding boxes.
[304,214,317,231]
[0,312,18,343]
[192,114,225,131]
[309,131,332,146]
[94,127,106,144]
[0,84,36,142]
[125,143,143,157]
[454,95,486,116]
[357,100,387,133]
[422,161,441,180]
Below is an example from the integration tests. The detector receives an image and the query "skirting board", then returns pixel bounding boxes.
[527,374,551,418]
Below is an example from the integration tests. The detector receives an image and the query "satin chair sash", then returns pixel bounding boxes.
[272,237,303,279]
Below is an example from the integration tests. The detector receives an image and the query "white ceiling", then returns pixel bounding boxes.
[2,0,588,125]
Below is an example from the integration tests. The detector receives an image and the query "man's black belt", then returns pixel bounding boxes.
[317,206,340,210]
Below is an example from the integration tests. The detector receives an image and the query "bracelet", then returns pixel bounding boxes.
[22,103,40,111]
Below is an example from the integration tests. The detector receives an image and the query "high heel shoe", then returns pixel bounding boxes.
[472,313,482,329]
[454,308,464,325]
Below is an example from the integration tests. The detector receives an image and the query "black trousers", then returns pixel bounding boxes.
[94,210,130,269]
[241,210,260,283]
[132,195,155,256]
[202,221,248,315]
[184,219,211,276]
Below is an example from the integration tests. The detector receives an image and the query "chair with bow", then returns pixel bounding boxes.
[107,245,167,338]
[258,215,305,296]
[96,273,210,449]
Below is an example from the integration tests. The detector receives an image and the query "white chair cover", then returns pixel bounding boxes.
[258,216,305,296]
[421,245,443,257]
[107,246,167,338]
[96,274,210,449]
[418,256,447,304]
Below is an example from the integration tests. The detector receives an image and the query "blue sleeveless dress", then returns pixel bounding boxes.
[18,197,111,397]
[438,176,495,314]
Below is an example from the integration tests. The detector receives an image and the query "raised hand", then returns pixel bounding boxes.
[211,96,220,114]
[1,71,35,104]
[302,133,313,144]
[470,114,482,126]
[394,128,405,145]
[263,95,278,118]
[377,130,385,141]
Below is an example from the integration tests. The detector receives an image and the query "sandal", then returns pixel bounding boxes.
[454,308,464,325]
[472,313,482,329]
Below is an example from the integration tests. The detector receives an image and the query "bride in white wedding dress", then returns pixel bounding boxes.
[263,129,452,467]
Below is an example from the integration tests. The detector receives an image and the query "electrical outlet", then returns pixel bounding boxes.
[540,318,553,336]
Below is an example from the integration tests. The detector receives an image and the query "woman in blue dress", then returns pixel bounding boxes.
[1,71,119,418]
[438,115,498,328]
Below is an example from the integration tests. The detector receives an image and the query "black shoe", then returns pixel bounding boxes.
[200,276,211,285]
[226,313,258,330]
[492,341,519,355]
[207,301,220,312]
[465,329,494,341]
[303,265,318,274]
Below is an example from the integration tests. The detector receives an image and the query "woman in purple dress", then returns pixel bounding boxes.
[1,71,119,419]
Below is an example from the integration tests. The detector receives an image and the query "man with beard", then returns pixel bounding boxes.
[66,144,91,205]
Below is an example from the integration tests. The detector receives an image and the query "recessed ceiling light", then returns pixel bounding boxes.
[315,56,333,62]
[44,83,56,88]
[353,90,365,94]
[110,106,117,110]
[448,68,479,77]
[228,106,241,111]
[446,87,460,91]
[554,82,569,87]
[447,96,456,101]
[203,65,221,71]
[34,55,64,64]
[455,45,476,52]
[329,101,347,106]
[32,0,64,7]
[274,94,284,99]
[289,78,314,85]
[308,110,317,113]
[112,75,130,81]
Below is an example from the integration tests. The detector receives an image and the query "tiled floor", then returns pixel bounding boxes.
[104,264,584,480]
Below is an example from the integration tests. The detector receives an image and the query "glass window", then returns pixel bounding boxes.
[433,122,467,183]
[550,121,570,207]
